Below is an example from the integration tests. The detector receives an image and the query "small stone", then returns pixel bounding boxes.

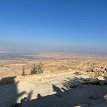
[104,95,107,100]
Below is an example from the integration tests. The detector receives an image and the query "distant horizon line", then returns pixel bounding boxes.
[0,49,107,56]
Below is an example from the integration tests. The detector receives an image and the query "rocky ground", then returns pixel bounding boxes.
[0,53,107,107]
[0,70,107,107]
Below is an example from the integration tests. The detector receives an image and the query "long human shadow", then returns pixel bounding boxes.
[0,76,26,107]
[0,76,107,107]
[19,77,107,107]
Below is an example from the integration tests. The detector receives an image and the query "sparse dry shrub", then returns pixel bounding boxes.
[30,62,44,75]
[22,67,25,76]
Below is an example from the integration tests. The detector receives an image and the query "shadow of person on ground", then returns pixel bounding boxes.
[19,77,107,107]
[1,76,107,107]
[0,76,26,107]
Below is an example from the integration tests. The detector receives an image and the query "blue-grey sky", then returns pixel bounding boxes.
[0,0,107,53]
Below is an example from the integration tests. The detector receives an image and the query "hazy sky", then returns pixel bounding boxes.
[0,0,107,53]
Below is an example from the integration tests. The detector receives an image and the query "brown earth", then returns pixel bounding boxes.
[0,53,107,107]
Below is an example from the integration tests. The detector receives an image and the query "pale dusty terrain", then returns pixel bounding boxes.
[0,71,107,107]
[0,53,107,107]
